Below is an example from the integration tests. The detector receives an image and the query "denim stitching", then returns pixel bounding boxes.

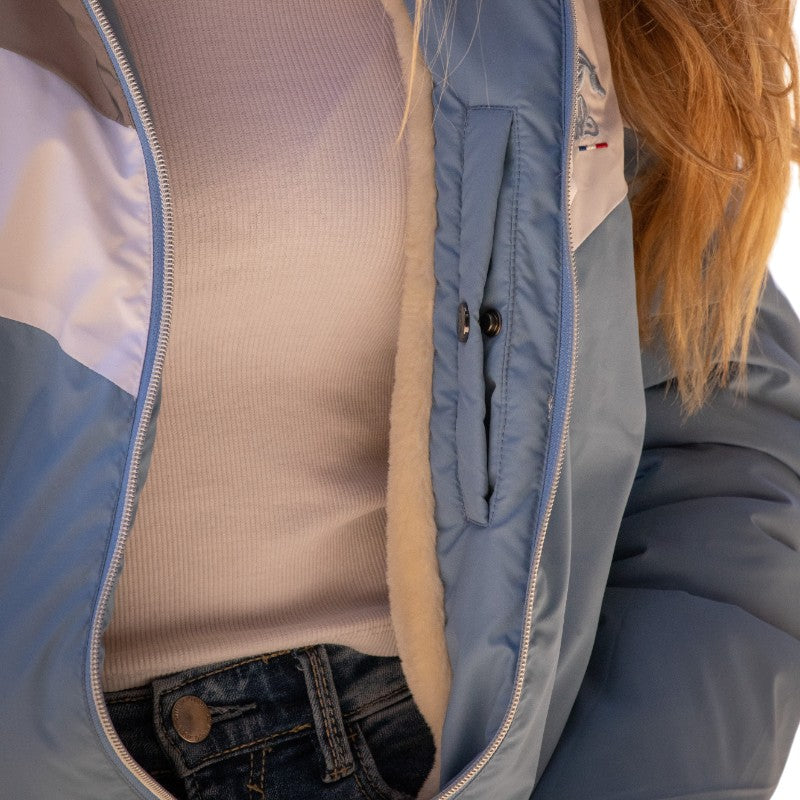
[245,748,266,799]
[153,695,188,776]
[308,648,352,779]
[307,649,339,771]
[352,768,377,800]
[349,728,409,800]
[155,682,310,775]
[118,650,409,790]
[193,722,311,770]
[340,685,411,723]
[165,650,292,694]
[104,685,151,705]
[313,649,353,772]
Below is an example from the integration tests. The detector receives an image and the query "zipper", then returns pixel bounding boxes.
[79,0,580,797]
[432,0,582,795]
[82,2,176,798]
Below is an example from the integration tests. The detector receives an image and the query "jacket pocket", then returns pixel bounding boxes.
[456,105,515,525]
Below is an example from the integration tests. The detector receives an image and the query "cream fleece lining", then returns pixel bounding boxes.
[379,1,452,797]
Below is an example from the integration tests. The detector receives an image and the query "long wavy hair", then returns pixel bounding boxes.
[399,0,800,412]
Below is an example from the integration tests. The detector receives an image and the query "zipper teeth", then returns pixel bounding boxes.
[433,3,581,797]
[84,2,175,798]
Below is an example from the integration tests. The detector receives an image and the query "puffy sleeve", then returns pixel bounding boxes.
[532,272,800,800]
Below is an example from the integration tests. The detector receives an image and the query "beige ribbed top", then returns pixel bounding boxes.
[102,0,409,692]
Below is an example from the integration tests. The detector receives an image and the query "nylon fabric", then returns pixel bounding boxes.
[405,0,571,786]
[434,198,645,798]
[534,198,645,781]
[455,105,514,525]
[530,273,800,798]
[2,1,800,798]
[0,46,152,397]
[533,590,800,799]
[0,318,148,799]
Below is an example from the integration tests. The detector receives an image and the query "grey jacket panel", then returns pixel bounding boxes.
[532,274,800,799]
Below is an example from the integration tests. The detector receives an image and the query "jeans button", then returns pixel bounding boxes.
[171,695,212,743]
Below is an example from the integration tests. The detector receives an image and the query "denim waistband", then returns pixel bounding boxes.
[104,644,413,782]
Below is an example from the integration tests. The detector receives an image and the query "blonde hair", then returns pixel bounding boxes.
[400,0,800,413]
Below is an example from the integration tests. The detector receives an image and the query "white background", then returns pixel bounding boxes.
[765,10,799,797]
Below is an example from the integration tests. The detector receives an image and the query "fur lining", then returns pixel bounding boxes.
[380,1,452,797]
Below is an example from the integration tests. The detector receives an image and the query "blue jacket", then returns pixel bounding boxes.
[1,1,800,798]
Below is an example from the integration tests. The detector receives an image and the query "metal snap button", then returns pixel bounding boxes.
[458,301,470,342]
[171,695,212,743]
[479,308,502,336]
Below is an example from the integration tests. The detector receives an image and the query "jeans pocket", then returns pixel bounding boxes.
[348,694,436,800]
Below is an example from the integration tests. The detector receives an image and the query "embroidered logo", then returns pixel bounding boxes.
[574,48,606,142]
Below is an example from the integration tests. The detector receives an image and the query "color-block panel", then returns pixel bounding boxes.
[0,317,148,799]
[0,46,152,397]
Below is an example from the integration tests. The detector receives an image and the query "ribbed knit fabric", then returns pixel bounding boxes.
[102,0,409,692]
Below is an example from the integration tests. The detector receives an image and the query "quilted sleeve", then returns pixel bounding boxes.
[532,272,800,800]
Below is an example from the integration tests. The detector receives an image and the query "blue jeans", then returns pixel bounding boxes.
[104,644,436,800]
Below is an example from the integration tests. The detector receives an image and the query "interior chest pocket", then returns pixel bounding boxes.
[456,105,516,525]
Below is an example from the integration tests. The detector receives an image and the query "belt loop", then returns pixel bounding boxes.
[295,645,355,783]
